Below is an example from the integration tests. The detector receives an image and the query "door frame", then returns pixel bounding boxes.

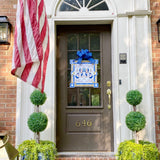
[54,19,120,155]
[56,25,113,152]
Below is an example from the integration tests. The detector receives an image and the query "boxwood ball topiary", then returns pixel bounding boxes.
[126,90,142,106]
[28,112,48,132]
[126,111,146,132]
[30,90,47,106]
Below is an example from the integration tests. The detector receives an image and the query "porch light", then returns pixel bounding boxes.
[0,16,11,45]
[157,18,160,42]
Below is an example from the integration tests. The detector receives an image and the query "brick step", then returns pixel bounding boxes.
[56,157,116,160]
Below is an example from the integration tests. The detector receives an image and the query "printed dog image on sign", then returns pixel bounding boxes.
[70,60,99,88]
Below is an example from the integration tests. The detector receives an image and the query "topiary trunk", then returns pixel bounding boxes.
[133,106,136,112]
[35,132,40,144]
[35,105,40,144]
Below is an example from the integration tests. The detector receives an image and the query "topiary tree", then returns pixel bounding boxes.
[18,90,57,159]
[117,90,159,160]
[28,90,47,144]
[126,90,146,144]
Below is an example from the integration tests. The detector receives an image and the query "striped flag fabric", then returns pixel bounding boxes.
[11,0,50,92]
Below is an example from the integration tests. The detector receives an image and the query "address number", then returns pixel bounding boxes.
[75,120,92,127]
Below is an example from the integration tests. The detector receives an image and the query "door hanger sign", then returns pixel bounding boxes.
[69,49,99,88]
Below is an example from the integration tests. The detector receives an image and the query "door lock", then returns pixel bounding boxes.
[107,81,111,87]
[107,89,111,109]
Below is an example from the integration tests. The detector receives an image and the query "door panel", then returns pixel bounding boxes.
[56,25,113,152]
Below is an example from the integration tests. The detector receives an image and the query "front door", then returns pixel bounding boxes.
[56,25,113,152]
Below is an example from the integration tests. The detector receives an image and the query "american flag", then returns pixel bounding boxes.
[11,0,50,92]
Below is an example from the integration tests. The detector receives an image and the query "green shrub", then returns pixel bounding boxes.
[126,111,146,132]
[143,143,159,160]
[117,140,159,160]
[139,140,152,145]
[30,90,47,106]
[18,140,57,160]
[126,90,142,106]
[27,112,48,132]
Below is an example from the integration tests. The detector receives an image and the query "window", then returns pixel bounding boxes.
[60,0,109,11]
[67,33,101,106]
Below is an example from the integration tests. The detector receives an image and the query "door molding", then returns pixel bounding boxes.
[54,19,120,153]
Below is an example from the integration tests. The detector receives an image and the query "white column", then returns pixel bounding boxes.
[16,80,34,146]
[135,16,155,142]
[41,19,56,143]
[117,17,132,142]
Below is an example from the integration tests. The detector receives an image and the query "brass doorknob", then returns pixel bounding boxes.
[107,89,111,109]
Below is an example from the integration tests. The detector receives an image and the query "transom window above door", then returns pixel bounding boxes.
[56,0,115,18]
[60,0,109,11]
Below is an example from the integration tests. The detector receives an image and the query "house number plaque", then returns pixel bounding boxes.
[75,120,93,127]
[67,114,101,132]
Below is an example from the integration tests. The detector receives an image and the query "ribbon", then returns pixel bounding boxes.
[76,49,95,64]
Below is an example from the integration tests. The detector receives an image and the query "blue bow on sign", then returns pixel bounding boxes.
[76,49,95,64]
